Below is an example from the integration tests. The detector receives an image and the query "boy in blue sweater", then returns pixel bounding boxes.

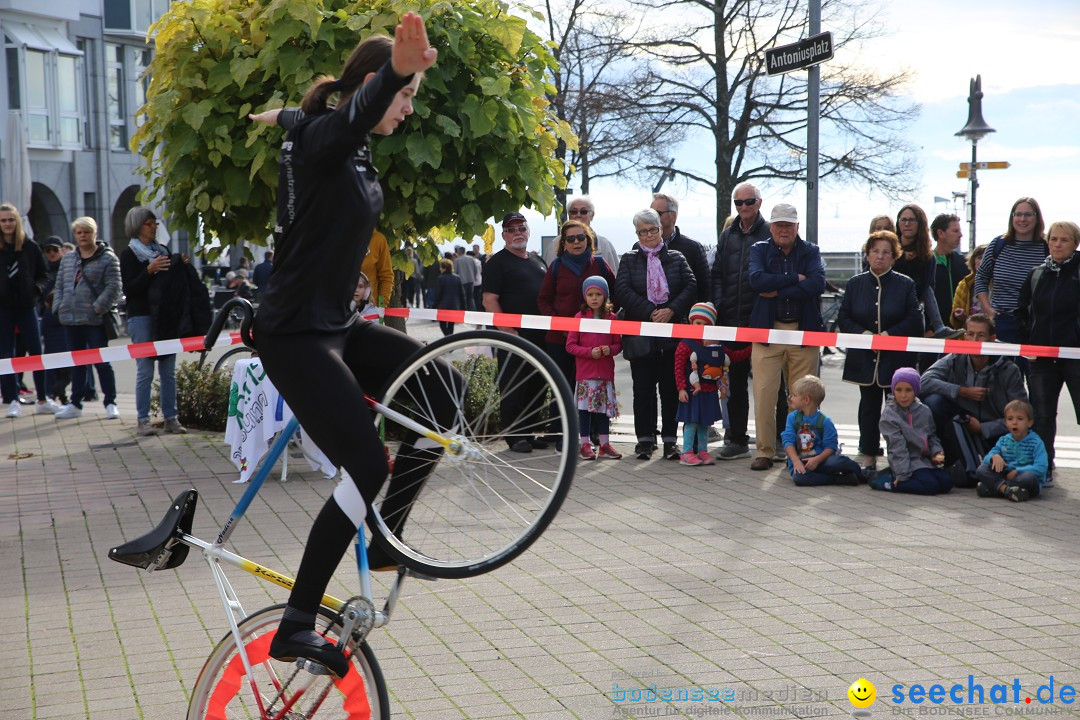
[782,375,867,486]
[976,399,1048,502]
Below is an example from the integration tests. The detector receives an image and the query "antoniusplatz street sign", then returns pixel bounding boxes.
[765,31,834,76]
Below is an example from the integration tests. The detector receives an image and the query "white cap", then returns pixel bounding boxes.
[770,203,799,224]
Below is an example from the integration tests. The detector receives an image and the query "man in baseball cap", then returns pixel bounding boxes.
[746,202,826,471]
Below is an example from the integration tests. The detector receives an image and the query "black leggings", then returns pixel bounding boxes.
[255,319,454,617]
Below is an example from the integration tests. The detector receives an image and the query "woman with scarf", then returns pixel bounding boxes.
[613,208,696,460]
[119,206,186,437]
[538,220,616,391]
[1017,220,1080,485]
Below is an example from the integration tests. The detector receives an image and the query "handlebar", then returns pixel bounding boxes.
[203,297,256,352]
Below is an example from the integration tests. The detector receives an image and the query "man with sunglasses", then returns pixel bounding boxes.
[552,196,620,272]
[711,182,786,461]
[483,212,552,452]
[650,193,710,303]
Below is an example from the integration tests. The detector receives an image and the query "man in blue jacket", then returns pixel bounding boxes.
[747,204,825,470]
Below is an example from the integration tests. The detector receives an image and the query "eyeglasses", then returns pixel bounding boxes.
[656,209,675,216]
[503,225,527,235]
[733,198,758,207]
[636,226,661,237]
[567,208,591,216]
[898,217,918,224]
[1013,212,1036,219]
[564,233,588,244]
[145,220,159,227]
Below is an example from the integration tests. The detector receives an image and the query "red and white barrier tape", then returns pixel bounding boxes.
[3,309,1078,376]
[380,308,1080,360]
[0,332,242,376]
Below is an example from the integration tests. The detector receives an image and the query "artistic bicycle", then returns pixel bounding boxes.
[110,298,577,719]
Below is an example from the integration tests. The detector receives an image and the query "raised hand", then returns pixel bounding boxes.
[392,12,437,77]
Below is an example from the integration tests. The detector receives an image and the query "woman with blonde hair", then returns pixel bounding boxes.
[0,203,48,417]
[1018,220,1080,485]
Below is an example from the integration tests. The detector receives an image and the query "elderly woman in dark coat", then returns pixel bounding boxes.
[1017,220,1080,483]
[614,208,696,461]
[838,230,923,469]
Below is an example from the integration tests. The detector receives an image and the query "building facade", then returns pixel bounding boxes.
[0,0,188,253]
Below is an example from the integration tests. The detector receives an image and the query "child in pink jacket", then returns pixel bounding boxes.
[566,276,622,460]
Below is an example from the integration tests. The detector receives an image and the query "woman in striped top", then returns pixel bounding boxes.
[974,197,1048,346]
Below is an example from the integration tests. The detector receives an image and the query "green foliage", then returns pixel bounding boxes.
[136,0,573,269]
[452,355,500,434]
[151,360,232,431]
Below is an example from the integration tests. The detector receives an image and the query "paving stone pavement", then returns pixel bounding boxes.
[4,367,1080,718]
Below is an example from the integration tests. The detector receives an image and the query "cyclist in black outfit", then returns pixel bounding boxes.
[248,13,438,677]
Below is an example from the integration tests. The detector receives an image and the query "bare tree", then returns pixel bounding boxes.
[544,1,682,211]
[630,0,921,234]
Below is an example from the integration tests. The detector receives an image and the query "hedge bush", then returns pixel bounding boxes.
[151,360,232,431]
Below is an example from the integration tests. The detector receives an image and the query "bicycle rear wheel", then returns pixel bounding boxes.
[187,604,389,720]
[370,330,577,579]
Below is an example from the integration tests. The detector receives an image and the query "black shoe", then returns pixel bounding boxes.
[663,442,680,460]
[528,437,550,450]
[975,480,994,498]
[840,471,861,486]
[510,439,533,453]
[634,442,654,460]
[269,629,349,678]
[365,544,399,572]
[1005,486,1030,503]
[947,461,973,488]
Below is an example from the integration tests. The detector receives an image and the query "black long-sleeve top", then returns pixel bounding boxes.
[255,61,412,335]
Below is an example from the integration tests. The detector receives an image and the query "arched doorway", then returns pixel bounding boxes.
[111,185,141,254]
[28,182,68,241]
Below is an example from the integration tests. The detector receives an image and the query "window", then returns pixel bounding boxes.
[104,0,170,35]
[133,47,150,128]
[4,24,84,148]
[106,43,126,150]
[77,38,93,148]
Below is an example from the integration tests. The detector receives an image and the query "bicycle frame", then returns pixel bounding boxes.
[178,391,456,695]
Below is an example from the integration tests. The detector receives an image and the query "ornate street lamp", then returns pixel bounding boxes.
[955,75,995,250]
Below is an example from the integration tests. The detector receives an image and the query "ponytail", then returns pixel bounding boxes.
[299,35,393,114]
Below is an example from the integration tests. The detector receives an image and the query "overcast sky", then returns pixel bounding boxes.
[498,0,1080,258]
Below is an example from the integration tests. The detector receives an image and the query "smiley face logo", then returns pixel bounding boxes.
[848,678,876,709]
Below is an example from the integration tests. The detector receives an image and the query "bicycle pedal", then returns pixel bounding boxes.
[295,658,334,675]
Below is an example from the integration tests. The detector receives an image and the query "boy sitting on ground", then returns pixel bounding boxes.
[782,375,867,486]
[976,399,1048,503]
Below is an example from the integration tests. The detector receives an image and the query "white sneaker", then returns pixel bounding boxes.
[105,403,120,420]
[5,401,20,418]
[54,404,83,419]
[36,399,61,414]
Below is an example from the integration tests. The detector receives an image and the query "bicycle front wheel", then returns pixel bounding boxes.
[370,330,577,579]
[187,604,389,720]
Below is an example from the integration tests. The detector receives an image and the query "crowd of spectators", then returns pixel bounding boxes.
[3,189,1075,500]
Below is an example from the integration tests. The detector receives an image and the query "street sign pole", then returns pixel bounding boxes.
[969,143,979,250]
[806,0,820,245]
